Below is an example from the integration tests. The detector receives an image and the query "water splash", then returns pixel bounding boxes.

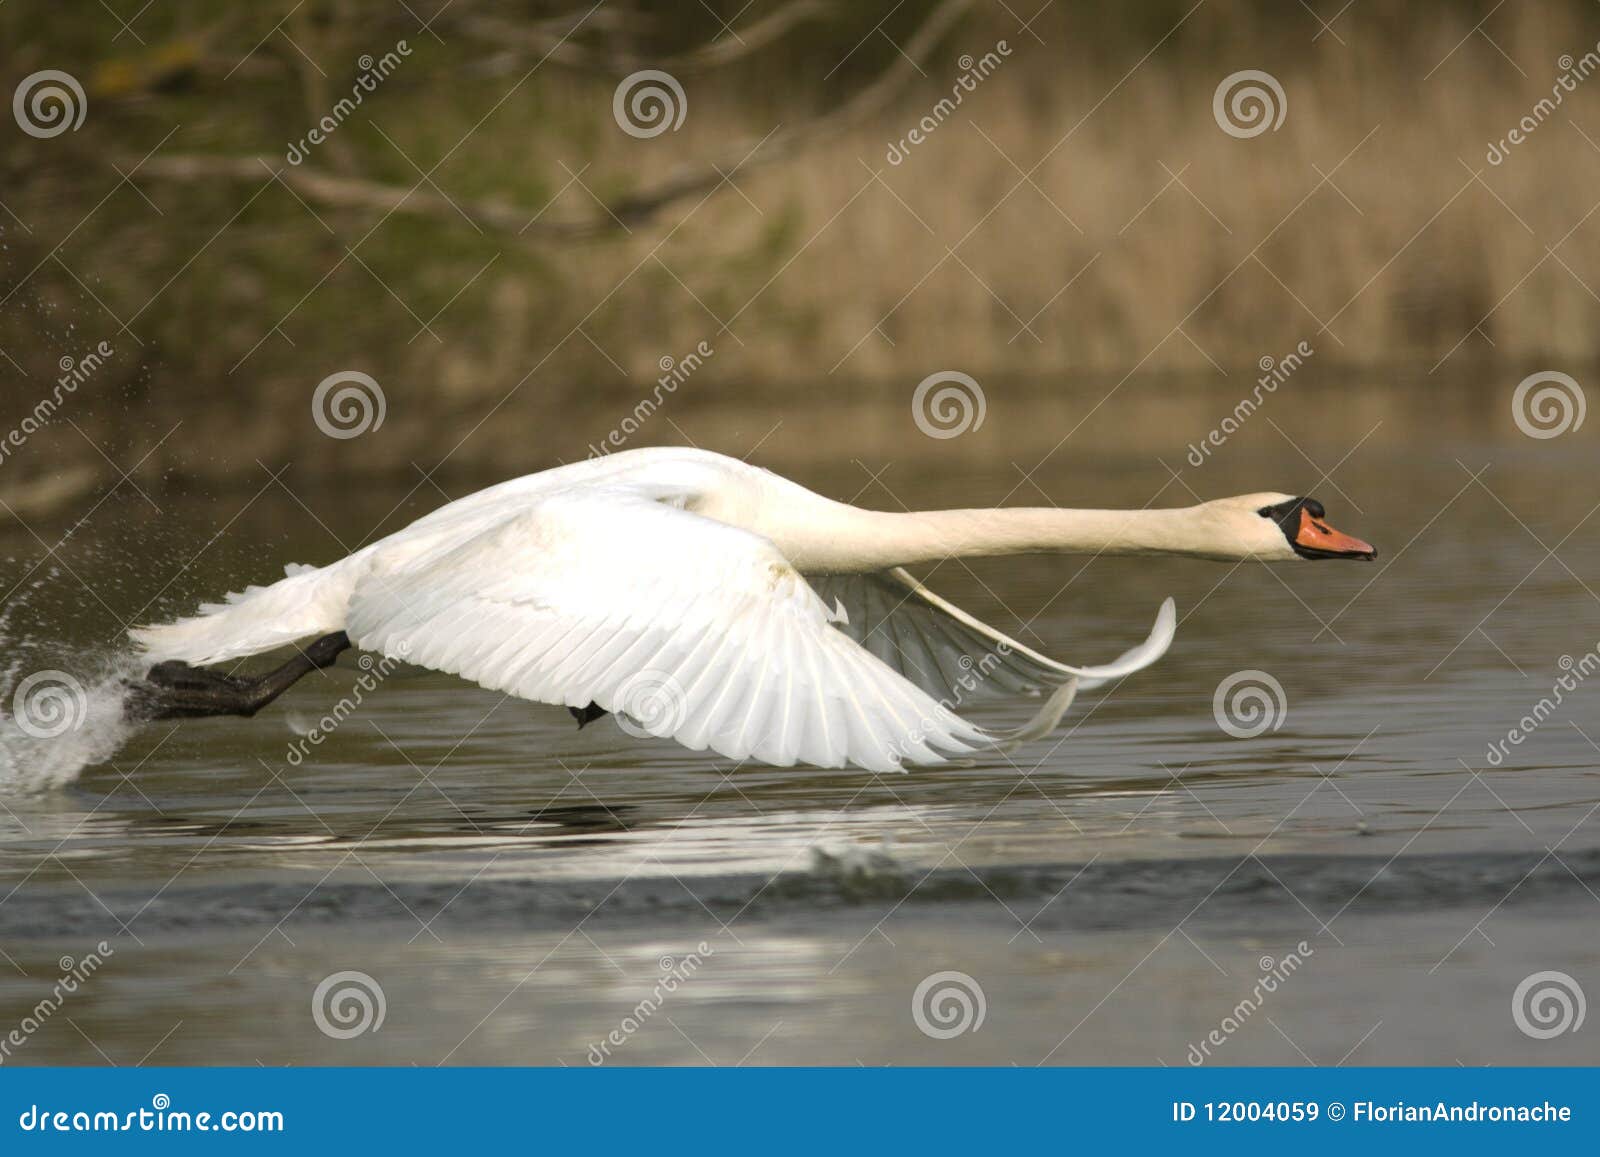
[0,652,142,792]
[0,576,144,791]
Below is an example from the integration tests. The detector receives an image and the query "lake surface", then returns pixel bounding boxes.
[1,377,1597,1066]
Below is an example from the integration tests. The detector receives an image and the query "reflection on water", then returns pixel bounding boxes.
[1,378,1598,1065]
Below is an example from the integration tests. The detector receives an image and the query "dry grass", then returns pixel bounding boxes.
[3,0,1599,492]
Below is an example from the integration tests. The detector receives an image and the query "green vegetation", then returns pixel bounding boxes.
[3,0,1597,505]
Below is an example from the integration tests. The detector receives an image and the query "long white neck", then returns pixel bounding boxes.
[770,502,1248,573]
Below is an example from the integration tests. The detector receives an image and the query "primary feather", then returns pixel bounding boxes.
[131,448,1176,772]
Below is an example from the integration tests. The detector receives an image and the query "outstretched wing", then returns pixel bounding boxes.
[809,569,1175,701]
[343,490,1106,772]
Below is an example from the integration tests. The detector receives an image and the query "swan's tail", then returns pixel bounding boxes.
[129,563,352,665]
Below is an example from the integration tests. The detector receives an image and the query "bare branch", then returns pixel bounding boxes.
[457,0,834,74]
[127,0,977,240]
[603,0,976,220]
[131,154,605,238]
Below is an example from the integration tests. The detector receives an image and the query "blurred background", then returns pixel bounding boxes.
[3,0,1599,512]
[3,1,1600,1067]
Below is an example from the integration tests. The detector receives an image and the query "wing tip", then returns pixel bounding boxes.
[1152,595,1178,654]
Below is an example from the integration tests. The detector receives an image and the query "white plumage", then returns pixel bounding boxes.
[131,447,1196,772]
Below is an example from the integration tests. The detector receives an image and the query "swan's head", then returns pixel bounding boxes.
[1209,493,1377,561]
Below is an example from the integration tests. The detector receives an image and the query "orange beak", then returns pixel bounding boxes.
[1294,507,1377,560]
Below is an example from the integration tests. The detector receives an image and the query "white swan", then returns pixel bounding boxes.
[127,447,1375,772]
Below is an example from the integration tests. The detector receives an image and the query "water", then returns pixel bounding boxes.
[1,380,1597,1066]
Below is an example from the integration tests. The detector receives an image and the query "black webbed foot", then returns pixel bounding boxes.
[124,661,262,720]
[123,632,352,722]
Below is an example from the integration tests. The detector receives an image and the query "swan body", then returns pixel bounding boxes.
[131,447,1374,772]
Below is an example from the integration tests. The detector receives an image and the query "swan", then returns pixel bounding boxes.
[125,447,1375,772]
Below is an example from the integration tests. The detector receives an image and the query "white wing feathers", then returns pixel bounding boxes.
[812,569,1175,700]
[343,490,1175,773]
[128,563,354,665]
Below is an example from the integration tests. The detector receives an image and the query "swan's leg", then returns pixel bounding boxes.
[569,702,609,729]
[124,631,352,721]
